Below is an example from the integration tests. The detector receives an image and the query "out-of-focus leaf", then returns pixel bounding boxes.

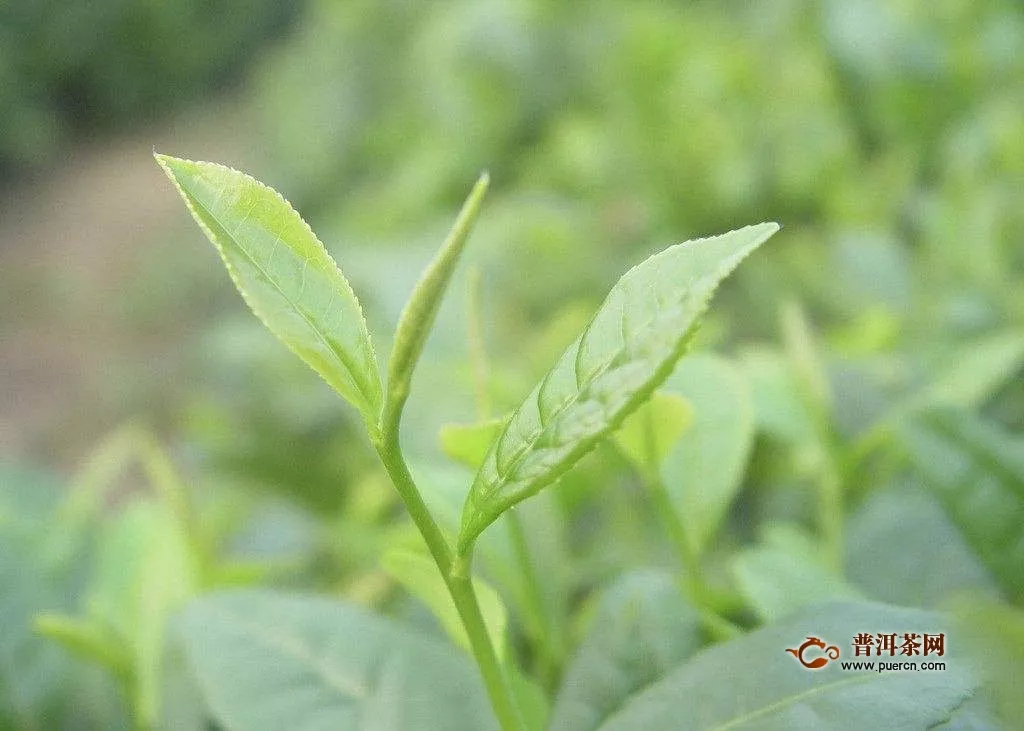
[928,695,1003,731]
[598,602,977,730]
[381,547,507,660]
[181,591,498,731]
[549,570,702,731]
[845,484,999,608]
[732,526,862,623]
[86,500,199,728]
[738,348,815,444]
[156,154,382,425]
[953,600,1024,728]
[459,223,779,551]
[901,409,1024,602]
[34,614,128,677]
[611,391,692,475]
[660,354,755,556]
[911,331,1024,412]
[441,418,508,471]
[0,533,70,728]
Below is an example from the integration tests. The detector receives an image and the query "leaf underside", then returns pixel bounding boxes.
[181,591,498,731]
[458,223,779,551]
[599,602,976,730]
[156,155,382,425]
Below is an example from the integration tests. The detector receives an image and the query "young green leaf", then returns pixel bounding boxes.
[599,602,976,730]
[457,223,779,552]
[385,173,490,433]
[155,154,382,426]
[549,570,702,731]
[181,591,499,731]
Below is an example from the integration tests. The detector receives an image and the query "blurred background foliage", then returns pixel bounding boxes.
[1,0,1023,728]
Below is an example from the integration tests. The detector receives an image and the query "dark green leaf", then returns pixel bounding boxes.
[900,409,1024,602]
[845,484,999,608]
[549,570,702,731]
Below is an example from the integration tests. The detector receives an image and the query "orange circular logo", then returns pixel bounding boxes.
[785,637,841,669]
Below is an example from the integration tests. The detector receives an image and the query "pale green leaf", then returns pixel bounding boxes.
[737,347,815,444]
[549,570,702,731]
[156,154,382,425]
[660,354,755,556]
[611,391,692,475]
[381,547,507,660]
[458,223,779,551]
[953,600,1024,727]
[732,526,862,623]
[385,173,489,430]
[599,602,977,730]
[87,500,198,727]
[34,614,128,676]
[181,590,498,731]
[440,418,508,471]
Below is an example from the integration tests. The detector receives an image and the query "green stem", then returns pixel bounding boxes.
[645,470,739,641]
[815,437,844,574]
[637,406,737,640]
[507,510,561,689]
[466,270,560,687]
[374,434,523,731]
[448,567,525,731]
[374,434,453,574]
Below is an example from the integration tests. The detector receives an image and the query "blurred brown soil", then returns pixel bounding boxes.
[0,97,256,468]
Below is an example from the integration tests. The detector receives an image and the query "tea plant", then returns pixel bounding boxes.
[122,153,1011,731]
[17,153,1020,730]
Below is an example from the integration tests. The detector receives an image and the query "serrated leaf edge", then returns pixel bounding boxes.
[155,153,382,425]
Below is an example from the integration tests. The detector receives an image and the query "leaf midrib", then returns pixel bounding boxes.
[188,192,377,412]
[599,670,965,731]
[470,294,692,518]
[200,607,369,701]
